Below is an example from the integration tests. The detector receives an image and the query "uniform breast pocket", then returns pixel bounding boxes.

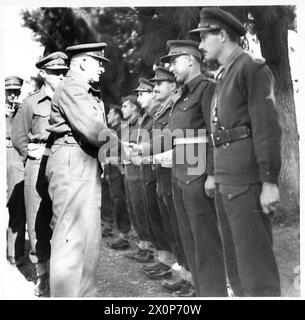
[32,105,50,133]
[179,98,198,112]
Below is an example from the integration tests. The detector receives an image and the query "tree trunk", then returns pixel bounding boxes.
[253,9,299,222]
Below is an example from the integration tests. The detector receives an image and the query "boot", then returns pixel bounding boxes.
[34,273,50,297]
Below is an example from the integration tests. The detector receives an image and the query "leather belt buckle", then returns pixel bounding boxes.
[210,129,229,148]
[210,131,227,148]
[222,129,230,149]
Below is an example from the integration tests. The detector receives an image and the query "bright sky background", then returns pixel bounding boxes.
[2,6,44,81]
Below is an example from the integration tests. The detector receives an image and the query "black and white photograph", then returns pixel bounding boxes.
[0,0,302,301]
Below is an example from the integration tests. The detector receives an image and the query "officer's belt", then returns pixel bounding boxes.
[174,136,208,145]
[54,132,78,145]
[210,126,251,147]
[53,132,98,157]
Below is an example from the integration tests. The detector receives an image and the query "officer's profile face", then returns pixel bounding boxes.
[107,109,120,125]
[121,100,134,120]
[169,55,190,84]
[5,89,21,104]
[199,30,222,62]
[42,68,68,90]
[137,91,154,110]
[83,56,104,83]
[153,81,172,103]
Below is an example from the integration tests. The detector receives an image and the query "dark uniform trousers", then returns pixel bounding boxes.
[124,164,150,242]
[215,183,281,296]
[46,142,102,297]
[24,155,52,264]
[140,164,170,252]
[210,48,282,296]
[107,166,131,235]
[100,175,113,227]
[155,166,187,267]
[6,145,26,260]
[172,173,227,296]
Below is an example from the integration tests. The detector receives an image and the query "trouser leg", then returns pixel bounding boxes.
[125,178,150,241]
[172,175,227,297]
[109,175,131,235]
[6,147,26,261]
[215,183,281,297]
[47,145,102,297]
[100,177,113,227]
[25,157,52,269]
[142,180,170,251]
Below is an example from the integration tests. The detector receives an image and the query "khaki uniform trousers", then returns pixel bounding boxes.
[46,143,102,297]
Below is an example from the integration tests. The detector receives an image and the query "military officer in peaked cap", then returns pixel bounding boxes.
[120,91,154,264]
[12,51,69,297]
[5,76,26,268]
[139,66,194,295]
[150,40,228,296]
[45,43,109,297]
[134,75,179,281]
[191,7,282,296]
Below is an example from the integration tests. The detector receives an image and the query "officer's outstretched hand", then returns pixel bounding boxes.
[260,182,280,214]
[204,175,215,198]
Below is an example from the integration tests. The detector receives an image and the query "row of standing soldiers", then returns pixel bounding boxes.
[5,8,282,297]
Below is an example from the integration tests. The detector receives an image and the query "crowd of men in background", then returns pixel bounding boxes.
[5,8,282,298]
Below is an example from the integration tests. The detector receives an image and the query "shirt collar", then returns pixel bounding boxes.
[163,98,175,112]
[37,85,51,103]
[184,74,205,94]
[155,98,174,119]
[111,122,121,131]
[222,46,244,72]
[129,115,139,127]
[66,69,91,92]
[148,103,161,117]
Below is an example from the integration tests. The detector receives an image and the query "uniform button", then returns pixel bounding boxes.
[227,194,233,200]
